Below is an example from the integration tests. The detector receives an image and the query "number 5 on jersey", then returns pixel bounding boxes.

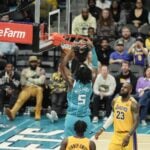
[78,95,86,105]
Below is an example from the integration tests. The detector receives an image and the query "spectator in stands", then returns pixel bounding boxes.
[135,67,150,126]
[87,27,97,43]
[46,63,67,122]
[88,0,101,20]
[96,38,114,66]
[0,15,19,62]
[0,41,18,57]
[0,63,20,114]
[145,32,150,66]
[148,52,150,66]
[110,0,121,23]
[37,0,58,22]
[115,26,136,51]
[72,8,96,36]
[128,36,148,66]
[145,31,150,50]
[0,0,9,13]
[119,0,134,25]
[128,0,148,28]
[92,65,116,123]
[109,40,132,64]
[5,56,46,121]
[96,8,116,41]
[115,61,137,94]
[96,0,111,9]
[0,15,10,22]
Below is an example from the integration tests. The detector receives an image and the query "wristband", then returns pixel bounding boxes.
[101,127,105,131]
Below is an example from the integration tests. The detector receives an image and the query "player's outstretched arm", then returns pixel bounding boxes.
[90,140,96,150]
[95,111,114,140]
[60,50,74,90]
[122,101,140,147]
[95,99,116,140]
[60,138,68,150]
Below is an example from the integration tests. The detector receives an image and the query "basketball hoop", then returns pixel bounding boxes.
[47,32,93,61]
[49,32,91,47]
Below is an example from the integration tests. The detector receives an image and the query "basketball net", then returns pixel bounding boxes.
[49,32,91,47]
[50,33,93,59]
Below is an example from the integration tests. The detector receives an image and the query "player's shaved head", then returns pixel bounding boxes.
[124,82,133,91]
[120,82,133,99]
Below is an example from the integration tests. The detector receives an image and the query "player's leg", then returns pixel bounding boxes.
[64,114,77,137]
[108,143,122,150]
[82,115,92,138]
[6,87,31,120]
[32,86,43,120]
[124,133,137,150]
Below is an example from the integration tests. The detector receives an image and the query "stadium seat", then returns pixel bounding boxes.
[108,64,121,77]
[139,24,150,36]
[130,64,144,78]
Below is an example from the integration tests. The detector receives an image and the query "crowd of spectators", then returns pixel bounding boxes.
[71,0,150,126]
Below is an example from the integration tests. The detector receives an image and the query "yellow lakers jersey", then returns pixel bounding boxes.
[66,136,90,150]
[113,96,137,132]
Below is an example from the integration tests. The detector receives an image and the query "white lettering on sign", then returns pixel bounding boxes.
[0,128,63,150]
[8,134,61,142]
[0,142,53,150]
[20,128,64,136]
[0,28,26,39]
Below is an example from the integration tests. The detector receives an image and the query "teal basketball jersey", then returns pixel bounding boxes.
[67,80,92,116]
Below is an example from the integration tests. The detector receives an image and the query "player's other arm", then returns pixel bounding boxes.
[122,101,140,147]
[59,50,74,89]
[95,100,115,139]
[60,138,68,150]
[90,140,96,150]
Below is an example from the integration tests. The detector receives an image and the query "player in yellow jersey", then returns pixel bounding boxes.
[95,82,139,150]
[60,120,96,150]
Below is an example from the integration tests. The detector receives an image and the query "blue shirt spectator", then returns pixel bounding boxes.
[109,40,132,64]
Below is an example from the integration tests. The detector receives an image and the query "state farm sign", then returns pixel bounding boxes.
[0,22,33,44]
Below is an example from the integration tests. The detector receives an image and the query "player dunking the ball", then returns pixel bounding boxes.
[95,82,139,150]
[60,43,93,138]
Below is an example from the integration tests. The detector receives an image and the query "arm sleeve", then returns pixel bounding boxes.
[92,47,98,69]
[103,112,114,129]
[29,72,46,85]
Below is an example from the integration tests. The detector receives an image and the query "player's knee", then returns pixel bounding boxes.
[36,87,43,93]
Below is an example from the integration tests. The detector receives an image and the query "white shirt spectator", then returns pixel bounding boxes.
[0,42,18,56]
[93,73,116,96]
[96,0,111,9]
[72,13,96,36]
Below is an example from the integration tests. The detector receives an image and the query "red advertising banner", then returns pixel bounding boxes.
[0,22,33,44]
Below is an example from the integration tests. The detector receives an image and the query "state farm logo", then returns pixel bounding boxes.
[0,22,33,44]
[0,28,26,39]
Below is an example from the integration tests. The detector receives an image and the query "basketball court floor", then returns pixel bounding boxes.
[0,115,149,150]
